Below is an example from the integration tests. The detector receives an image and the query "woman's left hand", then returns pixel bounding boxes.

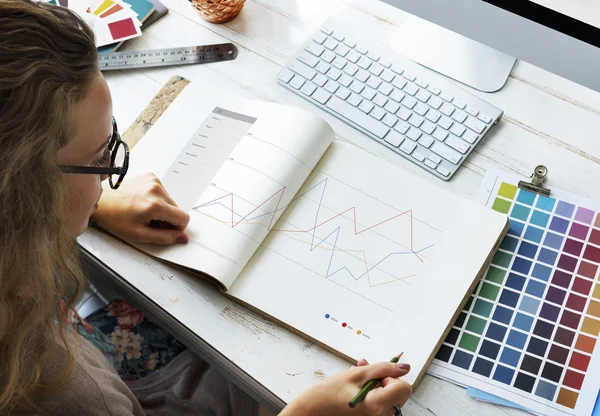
[91,172,190,245]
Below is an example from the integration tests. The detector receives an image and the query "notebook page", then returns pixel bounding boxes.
[127,82,334,289]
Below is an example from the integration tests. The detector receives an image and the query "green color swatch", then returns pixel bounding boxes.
[485,266,507,284]
[498,182,518,200]
[492,251,512,268]
[480,282,501,301]
[492,197,512,214]
[472,299,493,317]
[466,316,487,335]
[459,333,481,352]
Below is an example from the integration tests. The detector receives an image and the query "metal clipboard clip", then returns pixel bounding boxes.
[518,165,551,196]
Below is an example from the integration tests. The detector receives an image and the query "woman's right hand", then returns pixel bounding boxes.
[280,358,412,416]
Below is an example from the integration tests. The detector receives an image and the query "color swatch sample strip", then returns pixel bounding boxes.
[429,173,600,416]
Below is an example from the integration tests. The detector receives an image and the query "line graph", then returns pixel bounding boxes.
[193,176,438,288]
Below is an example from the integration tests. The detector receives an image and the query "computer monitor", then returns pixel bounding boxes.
[381,0,600,93]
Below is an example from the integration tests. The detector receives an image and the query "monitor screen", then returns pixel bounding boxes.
[483,0,600,47]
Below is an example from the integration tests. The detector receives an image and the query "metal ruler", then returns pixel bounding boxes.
[98,43,238,71]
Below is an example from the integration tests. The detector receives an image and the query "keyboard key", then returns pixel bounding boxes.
[415,79,428,89]
[453,100,466,110]
[335,87,351,100]
[379,58,392,68]
[332,56,347,70]
[431,141,462,164]
[357,57,372,70]
[403,83,419,96]
[384,100,400,114]
[437,166,450,177]
[446,134,470,154]
[324,80,339,93]
[347,50,361,63]
[381,69,395,83]
[394,120,410,134]
[382,113,398,127]
[335,44,350,57]
[361,87,376,101]
[419,135,434,148]
[421,121,436,135]
[478,113,493,124]
[313,32,327,44]
[465,106,479,117]
[412,151,425,162]
[347,93,362,106]
[391,64,404,75]
[399,139,417,155]
[305,42,325,57]
[397,107,411,121]
[349,80,365,94]
[402,96,417,109]
[406,127,422,141]
[331,31,345,41]
[313,73,328,86]
[369,63,384,76]
[438,116,453,130]
[378,82,393,96]
[440,92,453,102]
[301,82,317,96]
[390,89,405,103]
[366,77,382,89]
[464,116,486,133]
[403,72,416,82]
[338,74,353,87]
[321,50,336,63]
[440,102,455,116]
[320,27,333,35]
[451,110,467,124]
[463,130,478,144]
[324,38,339,50]
[432,128,448,141]
[408,114,424,128]
[316,62,331,74]
[278,68,294,83]
[359,100,374,113]
[384,131,404,147]
[297,53,319,68]
[312,88,331,104]
[289,62,316,80]
[416,89,431,103]
[367,51,380,61]
[425,110,441,123]
[414,103,429,116]
[326,96,389,138]
[428,154,442,164]
[449,123,466,137]
[355,44,368,54]
[369,106,385,120]
[372,93,388,107]
[327,68,342,80]
[343,63,358,76]
[427,96,443,110]
[344,38,357,48]
[289,75,305,89]
[424,159,438,170]
[428,85,441,95]
[392,77,407,90]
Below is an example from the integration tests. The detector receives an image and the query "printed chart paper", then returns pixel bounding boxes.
[429,170,600,416]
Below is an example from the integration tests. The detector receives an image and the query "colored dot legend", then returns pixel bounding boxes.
[324,314,330,319]
[342,322,347,328]
[357,330,362,335]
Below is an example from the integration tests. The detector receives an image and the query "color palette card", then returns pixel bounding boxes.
[429,170,600,416]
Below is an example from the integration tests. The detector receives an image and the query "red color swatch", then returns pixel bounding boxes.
[566,293,587,312]
[108,18,137,40]
[577,261,598,279]
[563,369,585,390]
[569,351,591,372]
[572,277,593,296]
[584,244,600,263]
[590,229,600,246]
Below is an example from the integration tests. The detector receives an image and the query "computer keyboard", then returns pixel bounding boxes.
[277,24,504,180]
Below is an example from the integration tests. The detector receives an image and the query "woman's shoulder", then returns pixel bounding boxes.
[38,337,146,416]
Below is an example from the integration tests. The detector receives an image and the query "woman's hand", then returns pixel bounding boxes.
[91,173,190,245]
[281,358,412,416]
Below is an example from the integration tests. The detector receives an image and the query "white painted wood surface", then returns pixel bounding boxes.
[83,1,600,414]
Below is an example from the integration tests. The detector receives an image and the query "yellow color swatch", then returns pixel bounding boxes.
[94,0,115,15]
[581,316,600,336]
[498,182,518,200]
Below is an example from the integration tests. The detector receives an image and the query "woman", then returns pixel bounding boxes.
[0,1,412,415]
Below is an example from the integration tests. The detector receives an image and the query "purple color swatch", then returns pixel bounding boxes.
[575,207,595,224]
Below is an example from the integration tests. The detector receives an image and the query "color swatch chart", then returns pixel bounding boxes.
[429,171,600,416]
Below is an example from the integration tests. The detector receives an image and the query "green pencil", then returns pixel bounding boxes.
[348,353,404,409]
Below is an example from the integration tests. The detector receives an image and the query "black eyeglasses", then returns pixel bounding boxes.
[59,117,129,189]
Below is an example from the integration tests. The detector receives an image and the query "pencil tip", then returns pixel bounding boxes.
[396,352,404,359]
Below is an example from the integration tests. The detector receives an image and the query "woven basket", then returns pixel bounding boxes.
[189,0,245,24]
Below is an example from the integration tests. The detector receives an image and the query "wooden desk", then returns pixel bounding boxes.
[79,1,600,414]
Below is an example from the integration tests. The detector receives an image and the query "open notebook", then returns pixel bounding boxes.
[126,81,508,385]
